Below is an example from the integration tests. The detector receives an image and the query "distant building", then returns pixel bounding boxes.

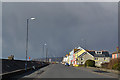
[8,55,14,60]
[112,52,120,59]
[49,58,51,62]
[62,56,68,63]
[112,47,120,59]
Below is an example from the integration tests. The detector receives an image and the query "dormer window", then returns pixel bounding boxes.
[95,51,102,54]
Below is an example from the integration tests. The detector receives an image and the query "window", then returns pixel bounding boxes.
[96,51,102,54]
[81,62,83,64]
[81,58,83,60]
[104,58,106,60]
[95,57,98,60]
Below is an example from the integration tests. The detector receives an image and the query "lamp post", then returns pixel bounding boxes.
[46,47,48,62]
[25,17,35,71]
[43,43,47,62]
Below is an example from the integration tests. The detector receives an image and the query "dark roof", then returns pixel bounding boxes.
[74,49,80,53]
[87,51,109,57]
[112,52,120,54]
[78,52,87,57]
[112,50,120,54]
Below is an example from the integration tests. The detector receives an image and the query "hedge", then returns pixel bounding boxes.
[84,59,95,67]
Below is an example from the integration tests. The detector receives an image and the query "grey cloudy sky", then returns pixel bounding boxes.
[2,2,118,60]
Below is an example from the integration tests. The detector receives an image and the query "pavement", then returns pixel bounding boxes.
[74,66,119,78]
[13,63,120,79]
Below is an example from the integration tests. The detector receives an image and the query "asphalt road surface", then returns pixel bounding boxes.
[16,63,119,79]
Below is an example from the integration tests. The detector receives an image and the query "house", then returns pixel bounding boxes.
[112,52,120,59]
[74,47,86,66]
[63,47,82,66]
[62,46,110,67]
[78,50,110,67]
[68,50,74,65]
[72,47,82,66]
[62,56,68,64]
[67,54,70,64]
[112,47,120,59]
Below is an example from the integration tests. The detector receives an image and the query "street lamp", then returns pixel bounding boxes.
[43,43,47,61]
[44,43,47,46]
[30,17,35,20]
[44,43,48,63]
[46,47,48,62]
[25,17,35,71]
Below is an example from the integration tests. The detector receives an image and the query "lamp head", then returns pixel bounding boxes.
[30,17,35,20]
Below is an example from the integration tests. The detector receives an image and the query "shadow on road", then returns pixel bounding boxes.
[12,70,37,79]
[93,70,110,73]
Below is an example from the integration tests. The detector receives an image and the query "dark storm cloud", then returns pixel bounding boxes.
[2,2,118,60]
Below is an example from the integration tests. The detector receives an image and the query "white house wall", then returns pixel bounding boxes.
[78,52,94,64]
[69,49,74,65]
[95,57,110,67]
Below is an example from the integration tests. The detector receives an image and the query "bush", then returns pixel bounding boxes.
[78,64,84,67]
[112,62,120,71]
[84,59,95,67]
[70,64,73,66]
[100,58,120,71]
[101,63,109,69]
[108,58,120,70]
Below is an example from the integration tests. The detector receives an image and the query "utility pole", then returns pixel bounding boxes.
[46,47,48,62]
[43,44,44,60]
[43,43,47,62]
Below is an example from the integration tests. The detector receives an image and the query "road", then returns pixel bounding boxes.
[14,63,119,79]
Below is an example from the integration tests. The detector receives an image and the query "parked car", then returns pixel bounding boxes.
[52,62,55,64]
[65,63,69,66]
[61,62,64,64]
